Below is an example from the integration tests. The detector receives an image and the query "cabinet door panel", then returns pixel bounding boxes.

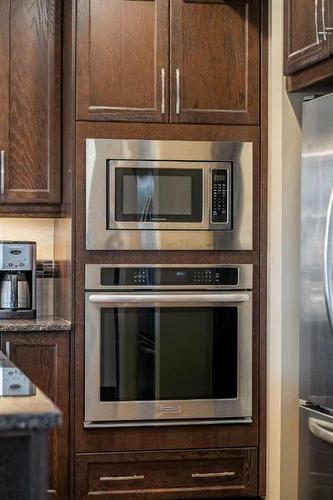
[0,1,9,185]
[284,0,329,74]
[76,448,258,499]
[77,0,169,122]
[170,0,260,124]
[1,334,70,499]
[0,0,61,204]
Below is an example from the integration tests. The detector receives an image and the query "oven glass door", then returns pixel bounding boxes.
[108,161,206,229]
[85,292,252,424]
[100,306,237,402]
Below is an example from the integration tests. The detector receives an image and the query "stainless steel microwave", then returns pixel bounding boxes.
[84,264,253,427]
[86,139,253,250]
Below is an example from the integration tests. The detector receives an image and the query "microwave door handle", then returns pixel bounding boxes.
[309,417,333,445]
[88,293,250,304]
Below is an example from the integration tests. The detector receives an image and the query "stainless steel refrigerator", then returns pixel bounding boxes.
[299,93,333,500]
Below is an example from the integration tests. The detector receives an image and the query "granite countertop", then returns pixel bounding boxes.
[0,316,71,332]
[0,351,61,431]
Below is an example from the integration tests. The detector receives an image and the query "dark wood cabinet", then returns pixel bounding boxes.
[76,0,260,124]
[284,0,333,75]
[170,0,260,124]
[0,333,70,500]
[0,0,61,207]
[75,448,258,499]
[76,0,170,122]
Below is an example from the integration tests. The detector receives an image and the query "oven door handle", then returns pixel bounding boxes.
[88,293,250,304]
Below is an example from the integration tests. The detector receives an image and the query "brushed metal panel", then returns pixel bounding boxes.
[86,139,253,250]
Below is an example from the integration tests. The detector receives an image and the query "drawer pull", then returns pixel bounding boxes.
[99,474,145,482]
[192,471,236,479]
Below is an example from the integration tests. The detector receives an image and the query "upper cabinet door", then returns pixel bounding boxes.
[77,0,169,122]
[0,0,61,205]
[169,0,260,125]
[284,0,329,75]
[0,2,9,196]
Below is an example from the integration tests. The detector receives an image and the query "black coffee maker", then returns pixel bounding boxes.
[0,242,36,319]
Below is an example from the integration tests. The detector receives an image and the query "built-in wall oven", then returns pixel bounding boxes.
[86,140,253,250]
[85,264,253,427]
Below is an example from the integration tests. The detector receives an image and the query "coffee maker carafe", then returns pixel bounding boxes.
[0,242,36,319]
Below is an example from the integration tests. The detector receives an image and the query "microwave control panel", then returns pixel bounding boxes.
[211,168,229,224]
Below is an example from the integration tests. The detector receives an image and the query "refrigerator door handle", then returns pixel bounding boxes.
[309,417,333,445]
[323,186,333,332]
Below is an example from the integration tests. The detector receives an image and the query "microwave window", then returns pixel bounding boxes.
[123,174,192,216]
[100,307,238,402]
[113,167,203,223]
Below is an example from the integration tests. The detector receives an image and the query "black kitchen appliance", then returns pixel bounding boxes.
[0,241,36,319]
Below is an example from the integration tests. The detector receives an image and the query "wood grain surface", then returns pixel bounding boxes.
[75,448,258,499]
[170,0,260,124]
[77,0,169,122]
[1,333,70,499]
[0,0,9,188]
[284,0,329,74]
[0,0,61,205]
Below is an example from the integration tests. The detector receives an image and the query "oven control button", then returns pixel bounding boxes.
[193,270,213,284]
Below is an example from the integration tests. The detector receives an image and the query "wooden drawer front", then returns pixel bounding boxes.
[76,448,257,499]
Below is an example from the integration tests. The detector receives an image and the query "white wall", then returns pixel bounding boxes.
[0,219,54,260]
[267,1,302,499]
[280,91,302,500]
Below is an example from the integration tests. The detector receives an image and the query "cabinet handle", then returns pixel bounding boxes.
[0,151,5,195]
[321,0,327,40]
[99,475,145,482]
[161,68,166,115]
[312,0,320,43]
[5,341,10,359]
[176,68,181,114]
[192,471,236,479]
[318,0,333,37]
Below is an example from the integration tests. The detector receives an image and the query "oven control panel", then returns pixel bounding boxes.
[211,168,229,224]
[99,266,239,287]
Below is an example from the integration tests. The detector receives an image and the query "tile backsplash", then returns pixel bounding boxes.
[37,275,54,317]
[0,219,54,260]
[36,260,59,316]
